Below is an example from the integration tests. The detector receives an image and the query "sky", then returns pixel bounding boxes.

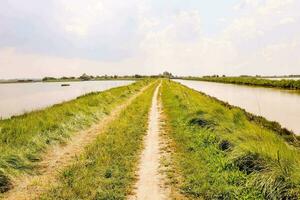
[0,0,300,78]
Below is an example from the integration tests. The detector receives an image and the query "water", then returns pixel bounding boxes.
[175,80,300,135]
[0,80,133,119]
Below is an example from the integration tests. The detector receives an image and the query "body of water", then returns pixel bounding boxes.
[0,80,133,119]
[175,80,300,135]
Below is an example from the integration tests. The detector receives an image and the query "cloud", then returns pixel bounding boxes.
[258,0,295,15]
[136,1,299,75]
[279,17,296,25]
[138,11,238,75]
[0,47,145,79]
[0,0,300,77]
[233,0,263,11]
[234,38,300,75]
[61,0,105,36]
[0,0,141,61]
[261,39,300,63]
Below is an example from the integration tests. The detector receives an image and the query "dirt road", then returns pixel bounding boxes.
[129,84,169,200]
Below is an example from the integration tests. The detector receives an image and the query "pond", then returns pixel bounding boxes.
[176,80,300,135]
[0,80,133,119]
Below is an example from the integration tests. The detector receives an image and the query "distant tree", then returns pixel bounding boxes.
[79,73,92,81]
[18,79,33,83]
[134,74,142,78]
[42,77,56,81]
[240,75,251,77]
[162,71,173,78]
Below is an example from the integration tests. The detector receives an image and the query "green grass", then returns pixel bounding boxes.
[40,82,158,199]
[0,79,152,193]
[161,80,300,199]
[184,76,300,90]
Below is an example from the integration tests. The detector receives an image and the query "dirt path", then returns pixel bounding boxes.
[3,83,152,200]
[129,83,169,200]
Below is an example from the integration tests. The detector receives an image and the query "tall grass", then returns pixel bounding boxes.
[40,82,157,199]
[161,80,300,199]
[184,76,300,90]
[0,80,151,193]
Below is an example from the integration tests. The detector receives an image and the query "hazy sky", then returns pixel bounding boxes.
[0,0,300,78]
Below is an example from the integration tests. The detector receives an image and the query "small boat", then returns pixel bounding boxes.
[61,84,70,87]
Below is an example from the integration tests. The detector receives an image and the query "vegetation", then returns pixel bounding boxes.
[1,72,175,84]
[42,73,175,82]
[0,80,151,193]
[261,75,300,79]
[0,79,39,84]
[42,77,57,81]
[42,75,136,82]
[184,76,300,90]
[40,82,157,199]
[161,80,300,199]
[1,77,299,199]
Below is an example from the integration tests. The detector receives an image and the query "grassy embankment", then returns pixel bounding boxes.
[0,79,151,193]
[40,82,158,199]
[161,80,300,199]
[184,76,300,90]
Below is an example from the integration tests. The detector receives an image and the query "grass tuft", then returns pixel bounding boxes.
[233,152,265,175]
[0,170,11,193]
[189,118,210,128]
[219,140,232,151]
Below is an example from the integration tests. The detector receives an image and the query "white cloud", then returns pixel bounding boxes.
[223,17,265,41]
[0,47,144,78]
[137,11,238,75]
[233,0,263,11]
[0,0,300,77]
[261,39,300,62]
[258,0,295,15]
[60,0,105,36]
[233,38,300,75]
[224,0,300,42]
[279,17,296,25]
[218,17,227,23]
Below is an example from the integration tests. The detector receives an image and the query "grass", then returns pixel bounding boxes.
[40,81,158,199]
[0,79,152,193]
[184,76,300,90]
[161,80,300,199]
